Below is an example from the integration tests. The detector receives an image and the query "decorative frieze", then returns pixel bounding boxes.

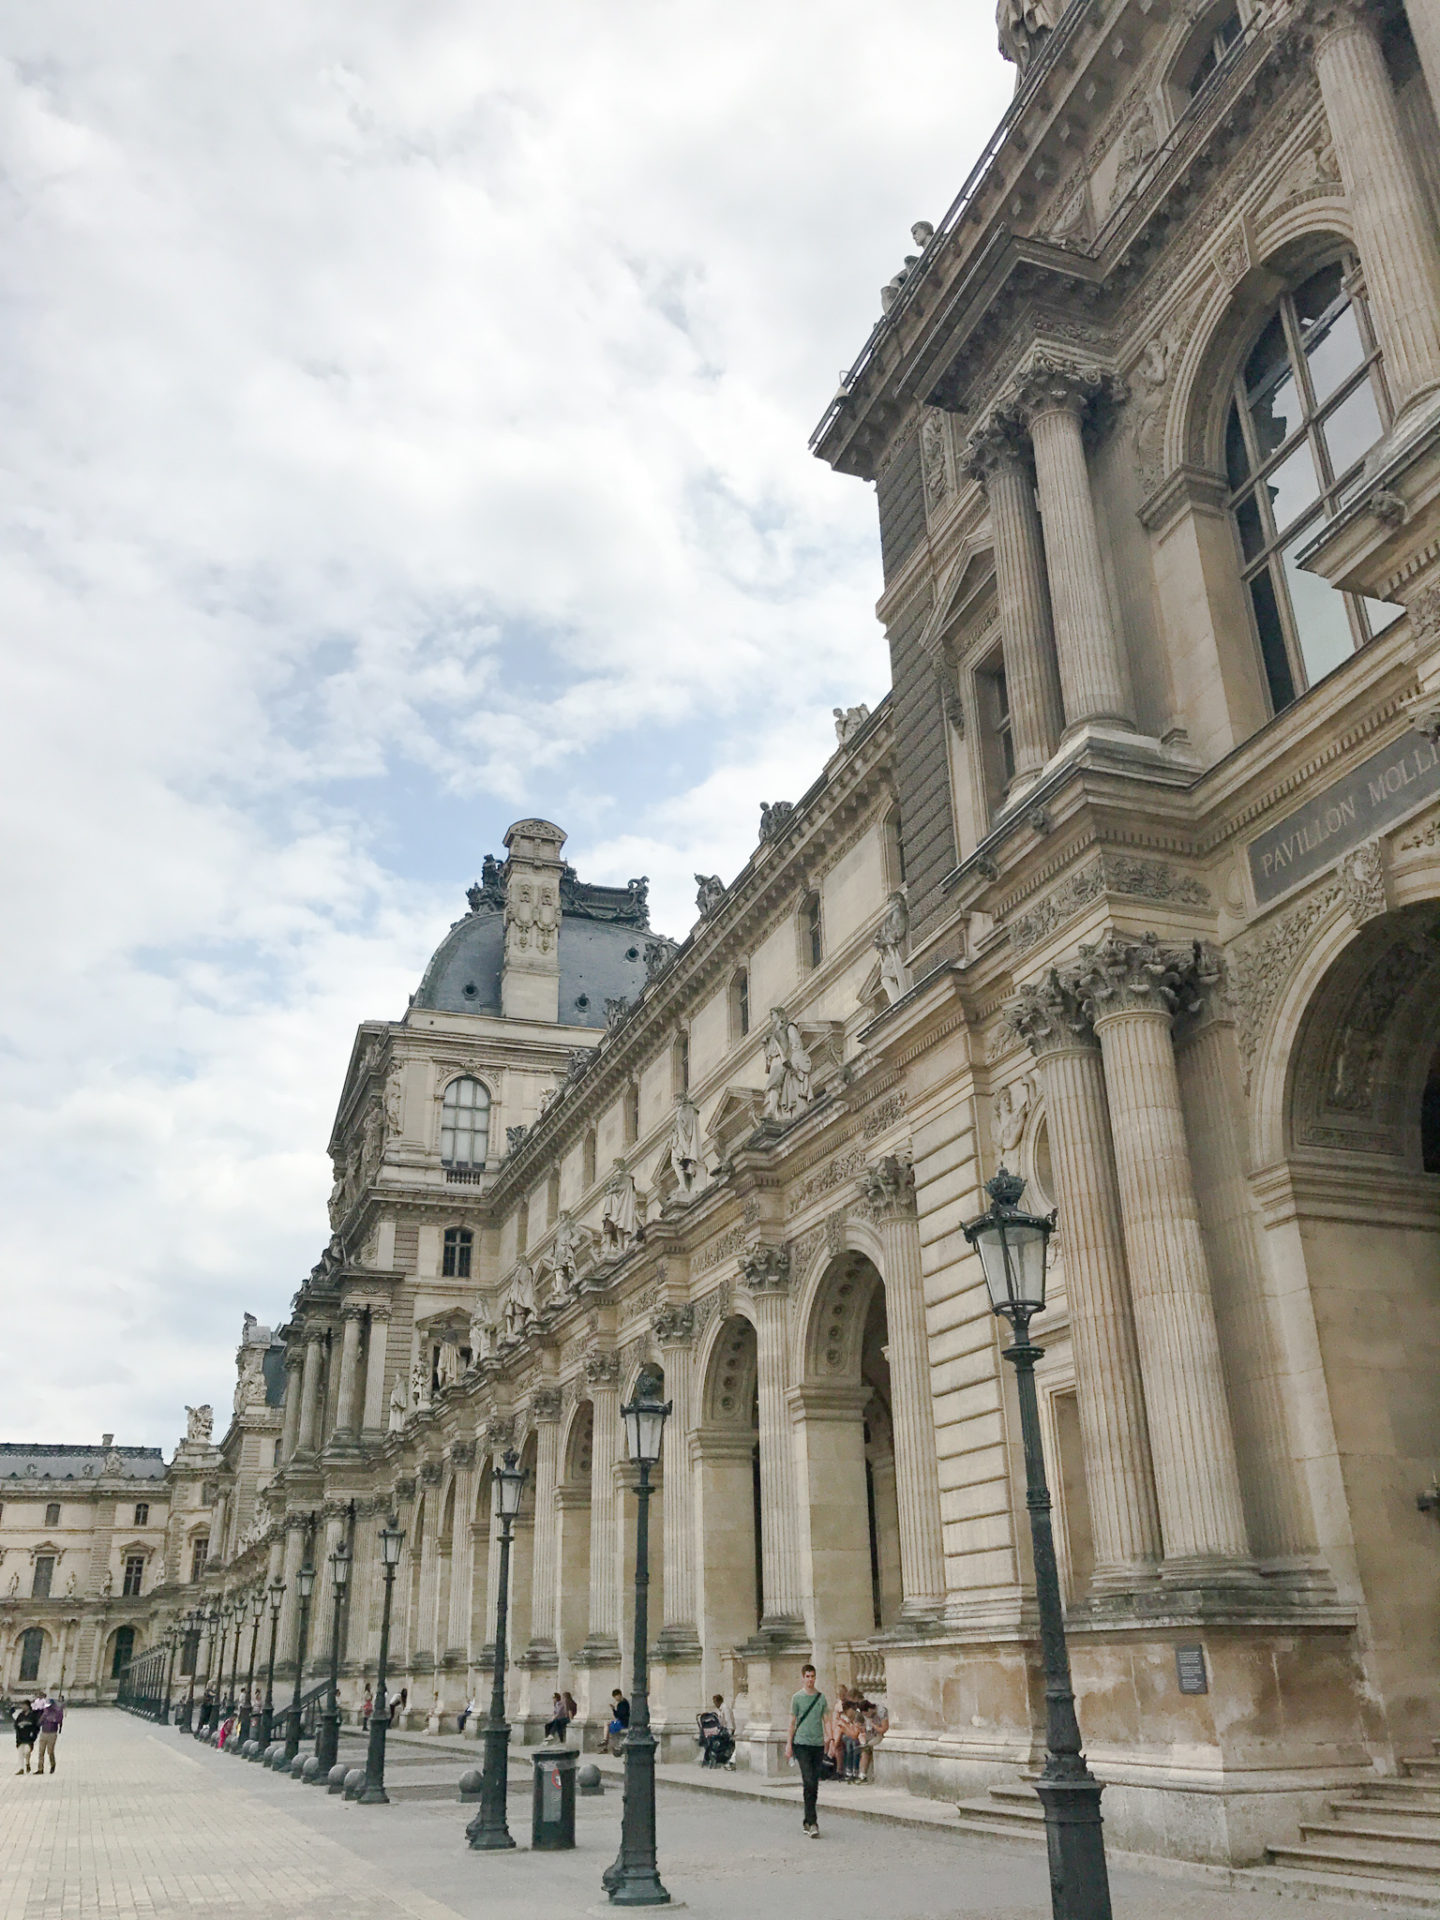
[1005,855,1210,957]
[1230,880,1342,1087]
[785,1144,867,1216]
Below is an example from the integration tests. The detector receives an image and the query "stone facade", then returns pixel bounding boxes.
[31,0,1440,1880]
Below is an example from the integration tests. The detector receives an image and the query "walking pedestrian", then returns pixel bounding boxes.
[13,1700,39,1774]
[786,1664,829,1838]
[34,1695,63,1775]
[360,1684,373,1730]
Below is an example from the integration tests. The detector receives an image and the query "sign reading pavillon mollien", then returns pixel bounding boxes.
[1248,727,1440,906]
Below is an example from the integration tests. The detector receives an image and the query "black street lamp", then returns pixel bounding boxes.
[197,1607,220,1736]
[240,1590,264,1746]
[178,1608,202,1732]
[223,1599,242,1719]
[258,1577,286,1750]
[466,1449,527,1852]
[159,1625,178,1726]
[282,1560,317,1767]
[360,1515,406,1805]
[315,1541,350,1777]
[963,1167,1112,1920]
[603,1366,672,1907]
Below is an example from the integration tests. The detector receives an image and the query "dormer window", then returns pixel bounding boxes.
[440,1077,490,1170]
[442,1227,473,1279]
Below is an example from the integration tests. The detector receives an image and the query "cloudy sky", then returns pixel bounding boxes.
[0,0,1011,1447]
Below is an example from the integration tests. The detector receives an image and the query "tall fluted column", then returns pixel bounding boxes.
[1313,1,1440,421]
[296,1325,327,1456]
[361,1305,391,1434]
[1174,981,1320,1573]
[1006,979,1162,1589]
[740,1246,804,1625]
[334,1303,366,1440]
[964,422,1064,785]
[860,1161,947,1616]
[1017,359,1135,735]
[446,1444,476,1658]
[416,1468,442,1656]
[525,1389,562,1659]
[279,1353,304,1462]
[278,1518,307,1666]
[582,1351,623,1654]
[654,1305,702,1656]
[1072,934,1253,1581]
[1404,0,1440,131]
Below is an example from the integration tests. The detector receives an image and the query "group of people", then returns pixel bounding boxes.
[10,1695,63,1775]
[785,1665,888,1838]
[544,1690,579,1742]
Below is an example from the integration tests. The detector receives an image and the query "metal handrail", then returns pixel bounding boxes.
[809,0,1096,451]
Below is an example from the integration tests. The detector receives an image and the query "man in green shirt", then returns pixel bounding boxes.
[786,1664,829,1837]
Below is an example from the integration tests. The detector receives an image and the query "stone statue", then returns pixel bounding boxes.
[601,1159,641,1257]
[911,220,934,249]
[551,1215,588,1293]
[881,254,919,312]
[833,703,871,746]
[763,1007,813,1123]
[383,1064,404,1140]
[875,891,912,1005]
[65,1570,77,1597]
[506,1124,528,1154]
[997,0,1065,69]
[185,1405,214,1444]
[410,1355,431,1409]
[7,1572,18,1597]
[992,1078,1032,1156]
[644,936,679,982]
[626,876,650,922]
[388,1373,409,1431]
[695,874,726,917]
[468,1299,496,1362]
[669,1095,703,1195]
[101,1570,113,1597]
[435,1336,463,1392]
[759,800,794,840]
[504,1260,537,1338]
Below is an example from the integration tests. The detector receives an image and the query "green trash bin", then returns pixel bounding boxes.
[532,1746,578,1850]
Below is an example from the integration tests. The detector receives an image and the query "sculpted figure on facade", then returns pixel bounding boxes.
[410,1355,432,1410]
[763,1006,813,1122]
[997,0,1065,69]
[601,1159,642,1257]
[550,1213,590,1293]
[694,874,727,918]
[434,1334,464,1393]
[388,1372,409,1431]
[468,1298,496,1363]
[184,1405,214,1445]
[668,1095,703,1196]
[504,1259,538,1338]
[992,1077,1032,1156]
[833,703,871,746]
[875,890,913,1005]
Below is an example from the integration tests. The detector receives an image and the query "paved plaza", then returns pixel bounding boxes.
[0,1711,1404,1920]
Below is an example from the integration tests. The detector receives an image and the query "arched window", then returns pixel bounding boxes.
[18,1627,44,1684]
[440,1077,490,1170]
[442,1226,473,1278]
[110,1625,136,1678]
[1226,259,1400,715]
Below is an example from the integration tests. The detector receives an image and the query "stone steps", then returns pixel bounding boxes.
[1262,1749,1440,1898]
[952,1779,1044,1842]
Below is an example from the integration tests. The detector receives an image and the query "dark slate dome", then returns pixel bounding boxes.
[412,863,669,1029]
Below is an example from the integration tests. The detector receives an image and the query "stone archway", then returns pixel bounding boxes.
[695,1313,761,1705]
[796,1251,901,1673]
[1277,901,1440,1756]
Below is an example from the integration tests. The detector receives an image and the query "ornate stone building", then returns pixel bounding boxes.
[58,0,1440,1884]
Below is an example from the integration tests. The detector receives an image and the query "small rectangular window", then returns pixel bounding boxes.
[32,1556,55,1599]
[442,1226,473,1278]
[583,1128,598,1189]
[803,895,823,970]
[976,654,1015,818]
[190,1536,209,1584]
[44,1501,60,1527]
[134,1502,149,1527]
[123,1553,146,1597]
[624,1084,641,1146]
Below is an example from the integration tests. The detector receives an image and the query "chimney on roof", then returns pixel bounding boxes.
[101,1434,113,1448]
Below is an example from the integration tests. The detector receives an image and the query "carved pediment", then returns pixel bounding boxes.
[706,1087,767,1163]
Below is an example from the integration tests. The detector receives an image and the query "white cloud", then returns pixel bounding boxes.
[0,0,1011,1443]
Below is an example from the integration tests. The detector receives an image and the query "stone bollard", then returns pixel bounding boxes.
[458,1768,483,1803]
[343,1767,366,1801]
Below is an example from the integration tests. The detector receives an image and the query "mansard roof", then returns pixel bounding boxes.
[0,1443,168,1482]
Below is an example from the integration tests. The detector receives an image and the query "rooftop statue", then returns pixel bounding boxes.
[694,874,727,918]
[184,1405,213,1444]
[997,0,1065,71]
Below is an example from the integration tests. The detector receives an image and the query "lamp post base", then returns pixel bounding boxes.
[466,1723,515,1850]
[359,1708,391,1804]
[1035,1772,1111,1920]
[604,1731,670,1906]
[315,1707,339,1775]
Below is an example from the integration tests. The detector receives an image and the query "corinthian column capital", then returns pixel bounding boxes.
[652,1301,696,1345]
[739,1244,792,1295]
[960,410,1029,482]
[862,1155,917,1221]
[1004,972,1096,1058]
[1011,353,1126,428]
[1066,932,1218,1027]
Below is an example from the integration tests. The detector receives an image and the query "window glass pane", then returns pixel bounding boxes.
[1281,534,1357,684]
[1292,261,1345,333]
[1225,405,1251,488]
[1251,367,1304,462]
[1262,438,1322,531]
[1235,491,1267,561]
[1250,568,1296,712]
[1244,313,1291,399]
[1305,303,1365,402]
[1320,377,1384,479]
[1364,595,1404,635]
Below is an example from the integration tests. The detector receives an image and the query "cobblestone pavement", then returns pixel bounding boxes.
[0,1711,1397,1920]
